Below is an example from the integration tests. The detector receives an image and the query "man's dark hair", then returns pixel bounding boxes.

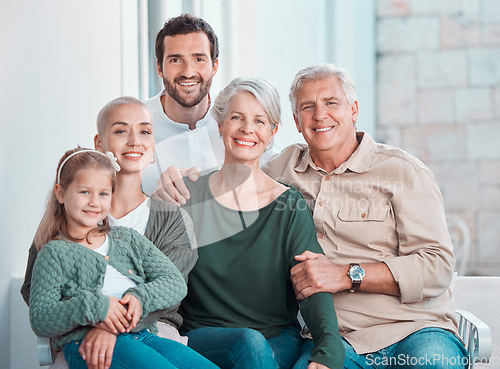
[155,13,219,70]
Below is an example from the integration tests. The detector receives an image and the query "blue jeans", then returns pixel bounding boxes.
[183,326,304,369]
[341,328,468,369]
[291,338,314,369]
[63,330,220,369]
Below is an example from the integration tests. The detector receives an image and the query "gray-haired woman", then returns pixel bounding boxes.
[176,78,344,369]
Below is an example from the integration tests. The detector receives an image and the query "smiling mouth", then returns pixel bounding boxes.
[314,126,334,132]
[83,210,100,216]
[234,139,256,146]
[123,153,142,158]
[178,81,199,87]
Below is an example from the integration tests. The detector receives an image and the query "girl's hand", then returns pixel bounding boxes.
[79,328,116,369]
[120,294,142,332]
[92,321,114,334]
[103,296,129,334]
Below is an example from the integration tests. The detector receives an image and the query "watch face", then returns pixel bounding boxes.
[349,265,365,282]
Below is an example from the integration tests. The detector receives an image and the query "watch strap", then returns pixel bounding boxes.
[350,279,361,292]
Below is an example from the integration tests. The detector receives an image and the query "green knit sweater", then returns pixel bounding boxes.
[22,196,197,329]
[29,226,187,349]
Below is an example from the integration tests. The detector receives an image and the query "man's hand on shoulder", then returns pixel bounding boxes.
[153,166,200,205]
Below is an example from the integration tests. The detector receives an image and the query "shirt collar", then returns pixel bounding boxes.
[294,131,377,175]
[295,148,313,173]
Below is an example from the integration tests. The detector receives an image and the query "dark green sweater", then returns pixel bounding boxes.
[179,174,344,368]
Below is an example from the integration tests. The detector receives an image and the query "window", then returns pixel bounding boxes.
[125,0,376,146]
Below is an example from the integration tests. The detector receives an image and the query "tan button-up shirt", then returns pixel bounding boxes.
[263,132,458,354]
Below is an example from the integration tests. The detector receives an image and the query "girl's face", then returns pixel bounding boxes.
[220,92,277,164]
[55,167,113,239]
[96,104,154,174]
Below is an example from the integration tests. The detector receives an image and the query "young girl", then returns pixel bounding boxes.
[29,147,218,369]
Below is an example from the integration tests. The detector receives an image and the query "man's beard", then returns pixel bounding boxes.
[163,75,212,108]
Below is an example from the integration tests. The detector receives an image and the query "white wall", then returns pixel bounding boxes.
[0,1,127,367]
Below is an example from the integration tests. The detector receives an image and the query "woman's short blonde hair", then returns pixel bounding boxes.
[96,96,149,137]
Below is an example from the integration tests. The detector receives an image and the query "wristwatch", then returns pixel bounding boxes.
[348,263,365,292]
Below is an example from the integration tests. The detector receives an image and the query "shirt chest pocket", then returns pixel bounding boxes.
[335,202,395,255]
[337,204,390,222]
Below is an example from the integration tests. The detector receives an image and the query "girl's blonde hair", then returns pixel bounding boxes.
[33,147,117,250]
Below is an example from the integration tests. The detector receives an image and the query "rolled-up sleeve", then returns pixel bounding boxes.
[383,167,454,304]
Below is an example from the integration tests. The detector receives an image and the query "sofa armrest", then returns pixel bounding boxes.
[456,309,491,368]
[37,336,56,366]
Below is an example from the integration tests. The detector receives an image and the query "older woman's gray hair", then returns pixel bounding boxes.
[211,78,281,129]
[289,64,357,114]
